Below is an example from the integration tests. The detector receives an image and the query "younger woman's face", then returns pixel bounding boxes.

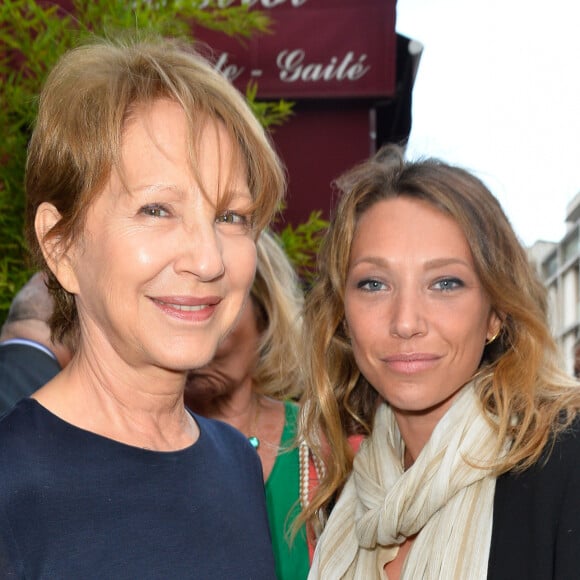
[344,197,500,427]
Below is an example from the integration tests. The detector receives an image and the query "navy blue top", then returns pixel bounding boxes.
[0,399,276,579]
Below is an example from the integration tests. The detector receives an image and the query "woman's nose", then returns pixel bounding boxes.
[174,221,225,282]
[389,289,427,339]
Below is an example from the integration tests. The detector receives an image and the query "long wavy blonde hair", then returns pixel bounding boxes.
[299,145,580,528]
[251,230,304,400]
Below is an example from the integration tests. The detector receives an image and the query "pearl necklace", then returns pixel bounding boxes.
[298,440,324,509]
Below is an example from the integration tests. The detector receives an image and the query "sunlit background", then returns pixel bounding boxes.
[397,0,580,247]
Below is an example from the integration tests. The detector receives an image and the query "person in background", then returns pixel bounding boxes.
[0,35,285,578]
[300,146,580,579]
[0,272,72,413]
[186,229,309,580]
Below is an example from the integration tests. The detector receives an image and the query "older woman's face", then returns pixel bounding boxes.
[59,99,257,373]
[344,197,500,426]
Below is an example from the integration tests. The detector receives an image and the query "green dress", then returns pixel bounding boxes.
[264,401,310,580]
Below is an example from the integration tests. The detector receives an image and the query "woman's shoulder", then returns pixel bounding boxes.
[193,414,266,488]
[193,413,261,458]
[543,412,580,466]
[497,412,580,493]
[0,399,73,498]
[0,398,47,447]
[490,413,580,578]
[553,412,580,467]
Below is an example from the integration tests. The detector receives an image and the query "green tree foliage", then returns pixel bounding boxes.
[0,0,326,324]
[278,211,329,289]
[244,81,295,129]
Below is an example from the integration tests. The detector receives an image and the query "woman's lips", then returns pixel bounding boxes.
[150,296,221,322]
[381,353,441,374]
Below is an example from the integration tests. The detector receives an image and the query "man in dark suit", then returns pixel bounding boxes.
[0,273,72,415]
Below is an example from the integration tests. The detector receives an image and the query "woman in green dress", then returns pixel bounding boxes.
[185,230,309,580]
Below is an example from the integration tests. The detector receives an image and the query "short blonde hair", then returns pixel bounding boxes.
[25,35,285,345]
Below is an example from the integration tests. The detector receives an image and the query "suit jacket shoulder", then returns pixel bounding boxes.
[0,343,61,415]
[488,416,580,579]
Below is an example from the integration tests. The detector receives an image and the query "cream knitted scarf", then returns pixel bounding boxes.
[309,384,502,579]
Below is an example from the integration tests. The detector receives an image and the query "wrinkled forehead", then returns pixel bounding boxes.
[117,99,250,206]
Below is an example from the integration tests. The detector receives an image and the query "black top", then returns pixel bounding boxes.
[0,399,276,579]
[489,416,580,579]
[0,343,61,415]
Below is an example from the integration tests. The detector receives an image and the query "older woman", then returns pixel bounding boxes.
[0,36,284,578]
[185,229,308,580]
[300,146,580,579]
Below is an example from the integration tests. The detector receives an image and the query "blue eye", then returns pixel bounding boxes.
[357,279,385,292]
[433,277,463,291]
[140,204,169,218]
[216,210,250,226]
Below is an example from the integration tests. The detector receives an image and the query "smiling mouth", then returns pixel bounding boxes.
[150,297,220,321]
[382,354,440,374]
[162,303,210,312]
[386,355,437,362]
[151,298,217,310]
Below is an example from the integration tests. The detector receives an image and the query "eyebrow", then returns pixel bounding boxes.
[128,184,252,201]
[226,190,253,201]
[129,183,180,196]
[350,256,473,270]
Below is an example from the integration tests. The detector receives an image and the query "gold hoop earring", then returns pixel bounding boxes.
[486,329,501,346]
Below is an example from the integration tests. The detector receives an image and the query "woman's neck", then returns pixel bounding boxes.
[393,411,440,469]
[32,357,197,452]
[189,379,258,434]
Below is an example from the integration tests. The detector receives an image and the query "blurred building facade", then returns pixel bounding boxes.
[530,192,580,376]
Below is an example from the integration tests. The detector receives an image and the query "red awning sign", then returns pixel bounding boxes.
[195,0,397,98]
